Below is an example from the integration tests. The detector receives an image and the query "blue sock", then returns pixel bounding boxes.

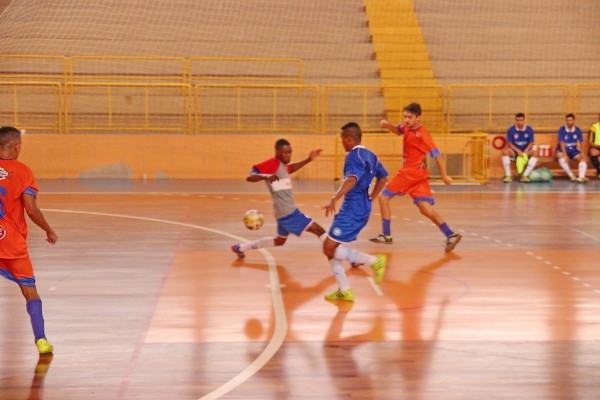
[440,223,454,238]
[382,219,391,236]
[26,299,46,342]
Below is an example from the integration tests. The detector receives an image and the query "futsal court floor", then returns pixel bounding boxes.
[1,178,599,399]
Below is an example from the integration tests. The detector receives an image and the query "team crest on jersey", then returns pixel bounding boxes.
[0,224,6,240]
[416,133,421,138]
[0,167,9,180]
[573,134,577,139]
[514,134,518,140]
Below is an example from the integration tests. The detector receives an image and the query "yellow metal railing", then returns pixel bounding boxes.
[68,56,188,84]
[189,57,303,85]
[0,81,62,133]
[334,133,488,183]
[448,83,571,133]
[322,84,445,134]
[64,82,192,134]
[0,55,68,83]
[194,84,318,134]
[574,83,600,130]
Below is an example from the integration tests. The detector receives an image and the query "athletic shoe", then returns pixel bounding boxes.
[503,176,512,183]
[231,244,245,258]
[577,177,588,184]
[569,173,577,182]
[350,262,363,268]
[520,176,531,183]
[369,234,393,244]
[324,288,354,301]
[36,338,53,354]
[371,255,387,284]
[444,233,462,253]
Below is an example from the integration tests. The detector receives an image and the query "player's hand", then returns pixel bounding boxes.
[442,175,453,185]
[322,198,336,217]
[46,230,58,245]
[266,174,279,183]
[309,149,322,161]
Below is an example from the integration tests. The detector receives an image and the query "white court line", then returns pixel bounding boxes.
[569,228,600,243]
[42,209,287,400]
[367,277,384,296]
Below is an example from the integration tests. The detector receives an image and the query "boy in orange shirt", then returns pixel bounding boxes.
[370,103,462,252]
[0,126,57,354]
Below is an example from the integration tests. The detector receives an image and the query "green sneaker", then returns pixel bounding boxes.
[369,234,393,244]
[520,176,531,183]
[577,177,588,184]
[569,173,577,182]
[324,288,354,302]
[36,338,54,354]
[503,176,512,183]
[371,255,387,284]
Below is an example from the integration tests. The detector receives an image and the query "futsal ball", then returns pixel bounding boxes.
[529,169,541,182]
[538,167,553,182]
[243,210,264,230]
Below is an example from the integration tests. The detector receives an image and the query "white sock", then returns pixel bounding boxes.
[334,246,377,265]
[502,156,511,176]
[329,258,350,291]
[579,161,587,178]
[523,157,538,176]
[239,237,274,252]
[558,158,572,175]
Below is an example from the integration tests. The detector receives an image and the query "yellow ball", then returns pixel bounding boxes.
[243,210,264,230]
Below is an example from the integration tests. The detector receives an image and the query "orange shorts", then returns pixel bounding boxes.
[0,255,35,286]
[382,172,434,204]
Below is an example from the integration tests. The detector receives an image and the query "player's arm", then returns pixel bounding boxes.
[22,193,57,244]
[323,176,357,217]
[369,176,387,201]
[434,154,452,185]
[288,149,322,174]
[247,172,278,183]
[380,120,400,135]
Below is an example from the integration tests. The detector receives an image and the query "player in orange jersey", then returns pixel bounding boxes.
[0,126,57,354]
[369,102,462,252]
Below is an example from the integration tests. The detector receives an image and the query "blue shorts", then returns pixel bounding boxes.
[277,209,312,237]
[556,146,580,160]
[328,210,368,243]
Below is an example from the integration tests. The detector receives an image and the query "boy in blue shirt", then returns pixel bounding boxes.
[322,122,388,301]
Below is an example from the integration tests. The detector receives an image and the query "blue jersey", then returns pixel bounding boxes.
[506,125,535,151]
[339,145,388,219]
[557,125,583,150]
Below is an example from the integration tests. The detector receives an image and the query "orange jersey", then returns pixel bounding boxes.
[396,124,440,180]
[0,159,38,258]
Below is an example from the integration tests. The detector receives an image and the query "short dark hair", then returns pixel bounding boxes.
[566,113,575,119]
[515,113,525,119]
[275,138,290,149]
[404,102,421,116]
[341,122,362,142]
[0,126,22,148]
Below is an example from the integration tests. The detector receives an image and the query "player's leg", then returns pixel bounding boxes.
[323,238,353,301]
[588,148,600,177]
[521,148,539,181]
[370,174,406,244]
[3,256,54,354]
[573,152,588,183]
[501,147,515,182]
[556,150,576,181]
[415,200,462,252]
[328,212,387,289]
[305,221,326,240]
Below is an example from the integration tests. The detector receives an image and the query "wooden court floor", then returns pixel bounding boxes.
[1,179,600,399]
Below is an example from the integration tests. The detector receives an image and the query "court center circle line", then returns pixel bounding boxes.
[42,209,287,400]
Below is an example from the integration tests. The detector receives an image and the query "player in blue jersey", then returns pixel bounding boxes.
[321,122,389,302]
[501,113,539,183]
[556,114,588,183]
